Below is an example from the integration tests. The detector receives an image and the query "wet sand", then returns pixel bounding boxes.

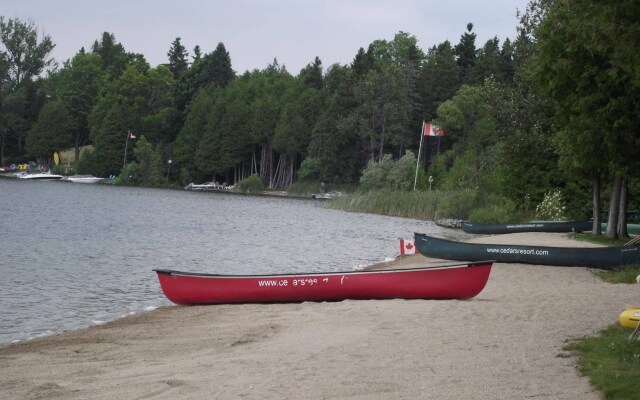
[1,232,637,399]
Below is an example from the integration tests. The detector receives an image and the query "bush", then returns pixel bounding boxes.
[237,174,263,193]
[298,157,320,181]
[434,190,479,220]
[535,189,568,221]
[468,197,526,223]
[359,152,423,192]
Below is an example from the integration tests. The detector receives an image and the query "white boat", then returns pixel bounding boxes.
[66,175,104,184]
[311,191,342,200]
[184,182,224,191]
[18,172,64,181]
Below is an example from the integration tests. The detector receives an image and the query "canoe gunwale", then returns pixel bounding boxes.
[153,260,494,279]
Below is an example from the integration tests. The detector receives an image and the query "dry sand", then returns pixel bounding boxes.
[1,232,638,399]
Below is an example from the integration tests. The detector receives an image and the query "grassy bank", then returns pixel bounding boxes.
[563,325,640,400]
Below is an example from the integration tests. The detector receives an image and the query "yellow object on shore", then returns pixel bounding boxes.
[619,308,640,328]
[53,151,59,165]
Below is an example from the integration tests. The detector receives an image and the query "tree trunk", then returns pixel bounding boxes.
[592,174,601,235]
[617,179,628,237]
[378,115,386,162]
[605,175,622,239]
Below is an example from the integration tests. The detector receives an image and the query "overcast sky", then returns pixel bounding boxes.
[3,0,530,74]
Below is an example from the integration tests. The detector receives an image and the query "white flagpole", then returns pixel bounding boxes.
[413,121,425,191]
[123,131,129,170]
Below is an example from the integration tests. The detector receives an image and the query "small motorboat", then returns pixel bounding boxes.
[18,172,64,180]
[66,175,104,184]
[154,261,493,305]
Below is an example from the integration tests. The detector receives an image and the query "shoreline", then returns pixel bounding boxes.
[1,232,637,399]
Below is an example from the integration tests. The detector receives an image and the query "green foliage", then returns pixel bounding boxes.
[359,152,421,191]
[455,23,477,84]
[167,37,189,79]
[468,197,527,223]
[237,174,263,193]
[433,189,479,220]
[0,16,55,163]
[27,99,75,159]
[297,157,320,181]
[563,325,640,400]
[359,154,395,191]
[535,189,567,221]
[117,136,165,186]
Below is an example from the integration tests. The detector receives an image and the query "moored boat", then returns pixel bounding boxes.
[18,172,63,180]
[462,220,592,234]
[414,233,640,269]
[154,261,493,305]
[66,175,104,184]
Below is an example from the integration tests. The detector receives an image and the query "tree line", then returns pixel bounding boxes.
[1,0,638,238]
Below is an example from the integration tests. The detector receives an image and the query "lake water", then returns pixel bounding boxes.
[0,178,463,345]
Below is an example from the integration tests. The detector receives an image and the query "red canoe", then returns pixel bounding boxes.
[154,261,493,305]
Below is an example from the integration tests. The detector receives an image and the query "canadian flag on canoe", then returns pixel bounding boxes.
[400,239,416,255]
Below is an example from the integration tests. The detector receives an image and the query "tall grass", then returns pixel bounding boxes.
[327,189,531,222]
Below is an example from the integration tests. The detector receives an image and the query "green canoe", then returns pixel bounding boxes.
[414,233,640,269]
[462,220,592,235]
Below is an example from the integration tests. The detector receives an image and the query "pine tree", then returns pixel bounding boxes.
[455,23,477,84]
[167,37,189,79]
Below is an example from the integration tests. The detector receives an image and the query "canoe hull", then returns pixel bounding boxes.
[462,220,592,234]
[154,262,493,305]
[415,233,640,269]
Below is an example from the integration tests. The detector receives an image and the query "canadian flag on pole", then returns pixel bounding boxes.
[423,122,444,137]
[400,239,416,255]
[128,131,137,139]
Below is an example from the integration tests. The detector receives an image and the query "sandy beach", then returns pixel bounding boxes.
[1,232,638,399]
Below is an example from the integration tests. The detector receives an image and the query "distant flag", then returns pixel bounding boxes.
[400,239,416,255]
[128,131,137,139]
[423,122,444,137]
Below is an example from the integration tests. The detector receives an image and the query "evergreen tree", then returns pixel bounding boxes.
[351,47,374,79]
[27,99,74,160]
[0,17,55,162]
[200,42,235,88]
[530,0,640,237]
[472,37,501,84]
[91,32,129,77]
[50,51,104,161]
[455,23,477,84]
[192,45,202,62]
[420,41,461,120]
[167,37,189,79]
[498,38,515,84]
[298,56,323,90]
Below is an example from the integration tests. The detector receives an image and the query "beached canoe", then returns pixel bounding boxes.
[414,233,640,269]
[154,262,493,305]
[462,220,592,235]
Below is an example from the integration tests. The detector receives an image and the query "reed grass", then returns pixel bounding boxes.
[327,189,447,220]
[327,189,523,222]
